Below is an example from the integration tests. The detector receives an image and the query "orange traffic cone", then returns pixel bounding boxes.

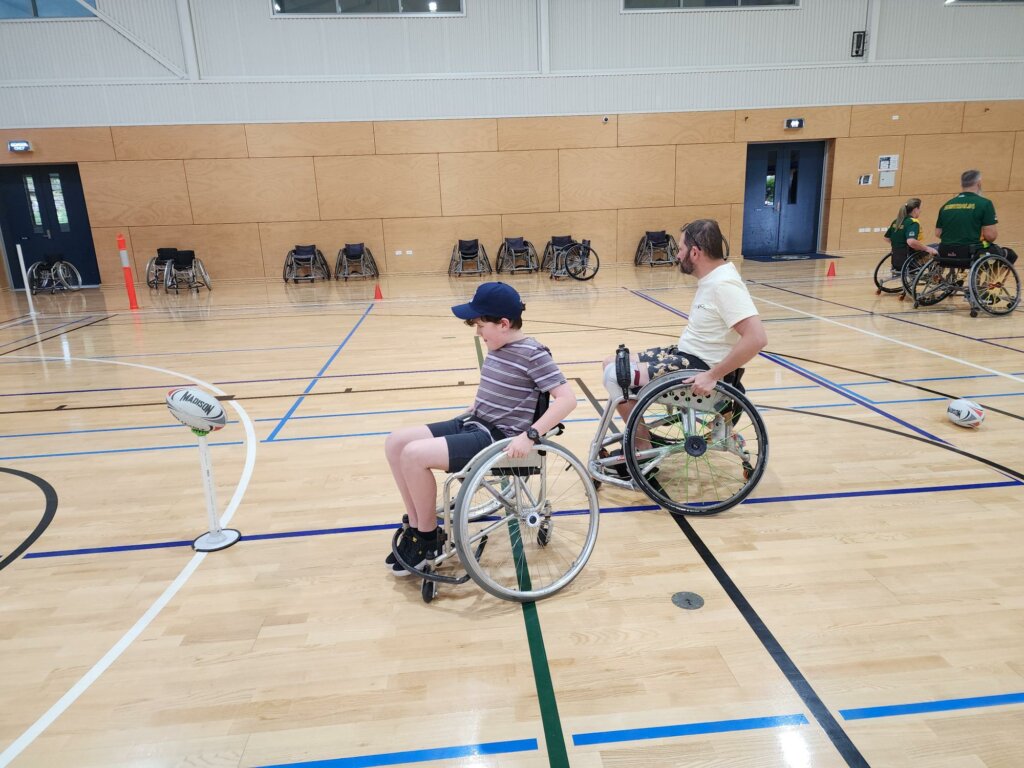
[826,261,836,278]
[373,283,383,300]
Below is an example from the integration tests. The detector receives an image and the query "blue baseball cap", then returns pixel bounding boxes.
[451,282,524,321]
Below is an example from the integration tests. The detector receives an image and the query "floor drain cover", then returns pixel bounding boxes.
[672,591,704,610]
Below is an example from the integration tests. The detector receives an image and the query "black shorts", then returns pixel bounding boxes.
[427,417,495,473]
[638,346,746,394]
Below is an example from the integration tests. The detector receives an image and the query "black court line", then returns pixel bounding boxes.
[0,467,58,572]
[0,315,114,357]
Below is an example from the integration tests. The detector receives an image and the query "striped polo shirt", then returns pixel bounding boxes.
[472,337,567,437]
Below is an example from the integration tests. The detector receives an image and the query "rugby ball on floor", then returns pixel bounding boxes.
[167,387,226,432]
[947,398,984,429]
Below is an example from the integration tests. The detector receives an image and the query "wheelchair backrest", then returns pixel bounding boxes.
[292,244,317,259]
[458,239,479,256]
[551,235,574,249]
[172,250,196,268]
[342,243,365,258]
[504,236,526,251]
[156,247,177,264]
[645,230,668,246]
[937,243,976,268]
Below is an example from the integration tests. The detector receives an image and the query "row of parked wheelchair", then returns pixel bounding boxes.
[283,243,380,283]
[146,248,212,292]
[873,243,1020,317]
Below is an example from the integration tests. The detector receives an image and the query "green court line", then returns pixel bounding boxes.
[474,333,569,767]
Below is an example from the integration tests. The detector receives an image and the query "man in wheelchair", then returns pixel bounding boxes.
[936,169,1017,266]
[383,282,577,576]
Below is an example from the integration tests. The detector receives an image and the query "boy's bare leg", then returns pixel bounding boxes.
[384,425,434,521]
[397,437,450,532]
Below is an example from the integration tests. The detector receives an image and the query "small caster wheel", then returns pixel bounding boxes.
[421,578,437,603]
[875,289,881,295]
[537,520,551,547]
[913,302,920,309]
[970,309,978,318]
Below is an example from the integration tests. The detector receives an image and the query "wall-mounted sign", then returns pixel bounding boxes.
[857,174,872,186]
[7,140,32,153]
[878,154,899,171]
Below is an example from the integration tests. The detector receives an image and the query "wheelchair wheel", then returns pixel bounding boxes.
[900,252,932,297]
[623,372,768,516]
[453,439,599,602]
[26,262,45,295]
[873,253,903,294]
[970,254,1020,316]
[145,258,160,289]
[911,260,955,307]
[55,261,82,291]
[565,244,599,281]
[196,259,212,290]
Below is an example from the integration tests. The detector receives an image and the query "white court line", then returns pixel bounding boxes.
[0,356,257,768]
[752,293,1024,387]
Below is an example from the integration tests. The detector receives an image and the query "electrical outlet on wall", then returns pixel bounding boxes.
[395,250,402,257]
[405,250,413,256]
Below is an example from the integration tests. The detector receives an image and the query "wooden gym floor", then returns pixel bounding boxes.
[0,256,1022,768]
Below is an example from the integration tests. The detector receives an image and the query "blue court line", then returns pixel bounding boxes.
[572,713,808,746]
[265,303,375,442]
[0,316,95,349]
[255,738,538,768]
[840,691,1024,721]
[22,481,1019,560]
[0,441,243,462]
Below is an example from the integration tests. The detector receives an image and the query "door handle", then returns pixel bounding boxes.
[45,229,52,239]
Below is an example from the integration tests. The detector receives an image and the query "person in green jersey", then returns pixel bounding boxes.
[884,197,938,270]
[935,170,1016,264]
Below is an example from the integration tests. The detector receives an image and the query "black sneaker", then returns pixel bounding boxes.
[385,527,412,568]
[389,532,438,577]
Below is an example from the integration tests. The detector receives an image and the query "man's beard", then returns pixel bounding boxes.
[678,252,695,275]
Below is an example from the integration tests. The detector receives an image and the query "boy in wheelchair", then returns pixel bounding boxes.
[383,282,577,576]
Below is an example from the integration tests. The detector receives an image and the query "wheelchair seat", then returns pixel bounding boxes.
[335,242,379,281]
[165,250,212,292]
[283,244,331,283]
[448,239,493,277]
[634,230,678,267]
[936,243,978,269]
[495,237,539,274]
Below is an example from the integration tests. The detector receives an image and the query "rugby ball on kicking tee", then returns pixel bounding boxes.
[166,387,226,432]
[947,398,984,429]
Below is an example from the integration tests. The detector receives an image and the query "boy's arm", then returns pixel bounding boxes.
[531,381,577,436]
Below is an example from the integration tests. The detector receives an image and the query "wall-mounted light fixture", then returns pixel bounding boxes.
[783,118,804,130]
[7,140,32,153]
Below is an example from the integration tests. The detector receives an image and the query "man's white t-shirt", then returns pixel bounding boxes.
[678,261,758,367]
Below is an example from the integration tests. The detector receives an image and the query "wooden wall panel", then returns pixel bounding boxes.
[824,198,843,254]
[259,220,385,276]
[0,127,114,165]
[675,143,746,205]
[500,210,617,265]
[128,224,264,280]
[616,205,731,264]
[185,158,318,224]
[618,111,735,147]
[382,215,501,274]
[837,194,949,252]
[90,227,140,284]
[80,160,192,227]
[735,106,851,142]
[373,119,497,154]
[560,146,675,212]
[986,191,1024,245]
[244,122,375,158]
[315,155,441,220]
[902,133,1015,195]
[849,103,964,137]
[497,116,616,150]
[730,203,744,257]
[830,136,907,199]
[111,125,248,160]
[1010,132,1024,191]
[439,151,558,216]
[962,101,1024,133]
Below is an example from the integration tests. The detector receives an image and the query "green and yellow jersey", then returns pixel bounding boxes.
[935,192,998,246]
[884,216,921,251]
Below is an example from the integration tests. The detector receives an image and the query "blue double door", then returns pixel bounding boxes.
[0,164,100,288]
[742,141,825,258]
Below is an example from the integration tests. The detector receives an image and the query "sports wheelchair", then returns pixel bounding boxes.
[393,346,767,604]
[335,243,379,281]
[283,244,331,283]
[448,239,493,277]
[495,237,540,274]
[26,256,82,294]
[635,230,678,267]
[540,235,600,280]
[146,248,178,290]
[164,250,212,293]
[873,247,934,298]
[909,244,1020,317]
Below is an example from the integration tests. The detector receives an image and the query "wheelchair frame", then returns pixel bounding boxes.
[909,248,1020,317]
[394,347,768,603]
[26,258,82,295]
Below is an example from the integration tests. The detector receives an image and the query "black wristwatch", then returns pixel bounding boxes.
[526,428,542,444]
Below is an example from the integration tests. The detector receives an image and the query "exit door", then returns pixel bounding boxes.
[0,164,100,288]
[742,142,825,258]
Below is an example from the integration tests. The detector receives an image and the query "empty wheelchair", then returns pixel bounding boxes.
[448,239,493,277]
[27,256,82,294]
[392,398,600,604]
[541,236,600,280]
[335,243,379,281]
[588,345,768,517]
[495,237,540,274]
[164,250,211,293]
[541,235,575,278]
[635,230,678,267]
[873,247,934,298]
[909,244,1020,317]
[146,248,178,290]
[283,244,331,283]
